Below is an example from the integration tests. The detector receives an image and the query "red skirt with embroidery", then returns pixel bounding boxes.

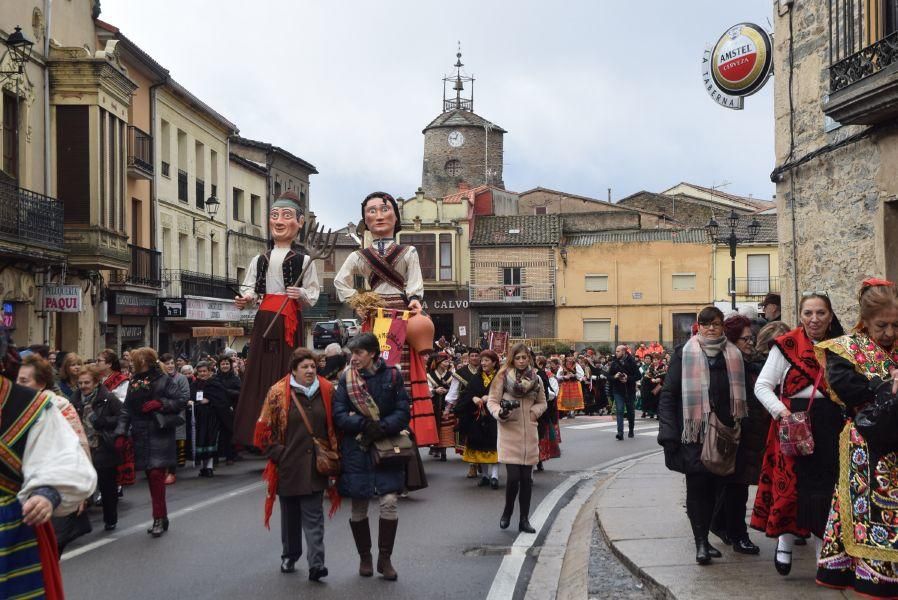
[750,418,809,538]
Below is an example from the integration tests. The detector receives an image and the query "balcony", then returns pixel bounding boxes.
[164,269,238,300]
[127,126,153,180]
[727,277,782,299]
[64,225,130,271]
[824,0,898,124]
[0,179,65,256]
[469,283,555,304]
[109,245,162,289]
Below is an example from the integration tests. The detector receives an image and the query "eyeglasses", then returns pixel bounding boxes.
[802,290,829,297]
[738,335,754,343]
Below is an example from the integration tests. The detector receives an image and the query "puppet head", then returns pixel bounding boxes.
[360,192,402,238]
[269,191,305,246]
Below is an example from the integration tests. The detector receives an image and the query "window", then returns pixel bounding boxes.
[211,239,219,276]
[131,198,143,247]
[746,254,770,295]
[232,188,244,221]
[503,267,522,298]
[210,149,218,188]
[583,319,611,342]
[236,267,246,286]
[439,233,452,280]
[445,159,461,176]
[534,206,547,215]
[273,180,281,199]
[162,227,172,269]
[2,92,18,179]
[178,233,188,269]
[672,273,696,291]
[176,129,187,170]
[324,252,336,273]
[178,169,188,202]
[251,194,261,225]
[196,238,206,272]
[585,274,608,292]
[195,179,205,210]
[400,234,435,279]
[160,119,170,177]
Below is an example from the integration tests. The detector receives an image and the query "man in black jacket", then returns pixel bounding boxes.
[608,345,640,440]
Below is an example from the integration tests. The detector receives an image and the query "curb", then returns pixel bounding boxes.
[594,453,675,600]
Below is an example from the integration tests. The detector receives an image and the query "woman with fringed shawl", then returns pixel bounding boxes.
[658,306,747,566]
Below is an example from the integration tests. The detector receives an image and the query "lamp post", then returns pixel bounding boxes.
[705,209,761,310]
[192,194,220,275]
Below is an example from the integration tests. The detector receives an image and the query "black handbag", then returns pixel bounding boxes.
[153,411,185,431]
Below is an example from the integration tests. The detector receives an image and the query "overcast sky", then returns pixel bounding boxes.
[100,0,775,228]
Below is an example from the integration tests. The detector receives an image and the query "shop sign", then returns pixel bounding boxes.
[424,299,469,310]
[702,23,773,110]
[109,292,158,316]
[186,298,241,322]
[192,326,244,338]
[121,325,145,340]
[43,285,82,312]
[1,302,12,328]
[159,298,186,318]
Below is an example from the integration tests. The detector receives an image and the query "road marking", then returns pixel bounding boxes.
[61,480,264,562]
[485,448,663,600]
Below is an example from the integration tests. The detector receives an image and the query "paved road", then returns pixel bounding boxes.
[61,415,661,600]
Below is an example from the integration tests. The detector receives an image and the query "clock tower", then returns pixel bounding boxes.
[421,50,506,199]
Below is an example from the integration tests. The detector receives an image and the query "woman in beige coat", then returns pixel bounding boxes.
[488,343,547,533]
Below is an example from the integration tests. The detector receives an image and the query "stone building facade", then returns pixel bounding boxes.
[771,0,898,322]
[230,136,318,216]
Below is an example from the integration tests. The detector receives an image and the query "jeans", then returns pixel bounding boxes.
[614,391,635,436]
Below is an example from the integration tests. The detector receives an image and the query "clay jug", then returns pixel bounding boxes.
[406,312,435,354]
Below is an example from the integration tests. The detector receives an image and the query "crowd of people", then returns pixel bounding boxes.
[658,285,898,598]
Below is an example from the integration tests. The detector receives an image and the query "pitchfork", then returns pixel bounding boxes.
[261,222,337,339]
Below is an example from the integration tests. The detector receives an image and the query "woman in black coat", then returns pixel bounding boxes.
[115,347,184,538]
[657,307,747,566]
[333,334,410,581]
[74,364,122,530]
[213,356,241,464]
[190,362,228,477]
[454,350,500,488]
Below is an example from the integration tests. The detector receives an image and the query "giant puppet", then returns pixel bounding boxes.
[333,192,439,447]
[232,192,320,445]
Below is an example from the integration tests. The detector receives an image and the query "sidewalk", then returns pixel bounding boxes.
[593,452,852,600]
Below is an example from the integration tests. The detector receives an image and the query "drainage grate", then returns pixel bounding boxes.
[463,545,542,557]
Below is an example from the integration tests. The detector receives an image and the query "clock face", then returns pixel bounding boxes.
[448,130,465,148]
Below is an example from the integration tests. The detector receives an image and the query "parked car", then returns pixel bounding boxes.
[342,319,361,339]
[312,320,348,349]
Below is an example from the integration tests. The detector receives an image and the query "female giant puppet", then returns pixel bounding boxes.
[233,192,320,445]
[334,192,438,448]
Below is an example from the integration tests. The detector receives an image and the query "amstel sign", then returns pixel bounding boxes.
[702,23,773,110]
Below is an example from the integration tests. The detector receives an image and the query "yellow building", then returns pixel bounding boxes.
[556,229,713,349]
[711,213,780,310]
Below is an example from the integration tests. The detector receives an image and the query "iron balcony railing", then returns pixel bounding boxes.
[829,0,898,92]
[110,245,162,288]
[177,170,188,202]
[0,179,64,251]
[727,277,782,298]
[127,126,153,175]
[469,283,554,304]
[164,269,238,300]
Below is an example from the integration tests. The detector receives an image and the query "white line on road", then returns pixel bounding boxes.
[61,480,264,562]
[485,448,663,600]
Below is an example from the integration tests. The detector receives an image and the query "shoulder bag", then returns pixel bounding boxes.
[777,369,823,457]
[152,410,185,432]
[700,410,741,476]
[291,391,341,476]
[370,430,415,467]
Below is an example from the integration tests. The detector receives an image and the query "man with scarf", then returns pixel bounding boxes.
[233,191,320,446]
[332,333,410,582]
[658,306,747,566]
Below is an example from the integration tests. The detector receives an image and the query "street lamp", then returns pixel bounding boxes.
[1,27,35,76]
[705,210,760,310]
[193,194,221,274]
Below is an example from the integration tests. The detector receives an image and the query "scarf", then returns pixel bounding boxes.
[774,326,828,397]
[290,374,320,399]
[503,367,538,397]
[104,371,128,392]
[481,370,496,388]
[680,335,747,443]
[345,362,384,449]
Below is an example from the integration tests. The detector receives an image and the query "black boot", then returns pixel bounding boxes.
[162,517,170,532]
[518,519,536,534]
[377,518,398,581]
[695,538,712,565]
[349,519,373,577]
[733,536,760,555]
[148,519,164,538]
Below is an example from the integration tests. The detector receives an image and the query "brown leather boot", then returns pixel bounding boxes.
[377,518,399,581]
[349,519,373,577]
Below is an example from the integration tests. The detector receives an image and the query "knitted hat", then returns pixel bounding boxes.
[271,191,304,214]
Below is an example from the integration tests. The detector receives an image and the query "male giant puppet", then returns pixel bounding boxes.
[334,192,438,447]
[233,192,320,445]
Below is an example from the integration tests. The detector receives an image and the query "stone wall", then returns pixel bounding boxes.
[772,0,898,323]
[422,123,504,199]
[561,211,641,233]
[617,192,751,229]
[518,189,618,214]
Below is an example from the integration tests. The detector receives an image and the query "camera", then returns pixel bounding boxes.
[499,399,520,412]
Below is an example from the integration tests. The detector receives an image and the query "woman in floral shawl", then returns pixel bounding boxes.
[815,279,898,598]
[487,343,546,534]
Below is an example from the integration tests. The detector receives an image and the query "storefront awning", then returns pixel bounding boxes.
[192,327,244,338]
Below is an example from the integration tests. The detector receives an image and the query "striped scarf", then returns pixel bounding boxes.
[681,335,746,443]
